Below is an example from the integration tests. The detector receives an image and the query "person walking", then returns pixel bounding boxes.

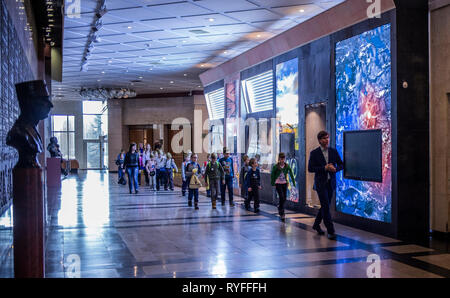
[145,154,157,190]
[202,154,212,198]
[239,155,250,202]
[204,153,224,209]
[165,152,178,191]
[142,144,152,186]
[219,147,235,207]
[244,158,262,213]
[124,143,140,194]
[137,143,145,185]
[271,152,296,221]
[181,150,192,196]
[155,150,167,191]
[185,154,202,209]
[308,131,343,240]
[116,149,126,185]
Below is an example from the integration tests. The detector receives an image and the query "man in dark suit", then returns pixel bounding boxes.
[308,131,343,240]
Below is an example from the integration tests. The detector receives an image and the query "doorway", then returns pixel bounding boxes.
[84,136,108,170]
[129,126,154,148]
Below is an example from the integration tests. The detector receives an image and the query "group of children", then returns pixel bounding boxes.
[118,144,296,221]
[181,148,237,210]
[181,149,295,221]
[116,142,178,193]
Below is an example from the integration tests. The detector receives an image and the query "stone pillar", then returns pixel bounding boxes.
[430,3,450,234]
[13,168,45,278]
[108,99,124,170]
[193,94,208,161]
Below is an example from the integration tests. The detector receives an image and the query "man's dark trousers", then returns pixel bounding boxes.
[314,180,335,234]
[221,176,234,204]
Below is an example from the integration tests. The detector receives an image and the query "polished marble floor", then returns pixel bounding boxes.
[0,170,449,278]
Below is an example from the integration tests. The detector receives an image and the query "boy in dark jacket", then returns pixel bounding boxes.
[244,158,262,213]
[239,155,250,201]
[204,153,224,209]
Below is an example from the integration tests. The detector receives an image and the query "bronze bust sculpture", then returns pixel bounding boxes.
[47,136,62,158]
[6,80,53,168]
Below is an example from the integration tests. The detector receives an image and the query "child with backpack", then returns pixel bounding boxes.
[185,154,202,209]
[204,153,224,209]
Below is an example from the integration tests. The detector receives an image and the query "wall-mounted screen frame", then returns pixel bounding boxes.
[343,129,383,183]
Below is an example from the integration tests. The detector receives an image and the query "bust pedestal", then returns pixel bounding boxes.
[46,157,61,188]
[13,167,45,278]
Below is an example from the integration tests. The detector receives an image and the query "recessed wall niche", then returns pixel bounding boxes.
[305,103,327,208]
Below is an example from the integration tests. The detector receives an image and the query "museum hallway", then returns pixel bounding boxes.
[1,171,448,278]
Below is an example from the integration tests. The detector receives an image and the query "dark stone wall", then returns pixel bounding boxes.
[393,0,430,241]
[239,5,429,240]
[0,0,35,267]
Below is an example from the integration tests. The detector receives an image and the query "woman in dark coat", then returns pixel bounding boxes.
[124,143,140,194]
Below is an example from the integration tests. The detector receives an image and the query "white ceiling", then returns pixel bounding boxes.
[53,0,345,101]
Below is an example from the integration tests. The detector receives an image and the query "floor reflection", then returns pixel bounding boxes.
[57,171,110,228]
[1,170,449,278]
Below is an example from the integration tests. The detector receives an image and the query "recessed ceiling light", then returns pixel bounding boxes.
[108,60,112,63]
[160,87,164,90]
[170,81,174,84]
[257,34,261,38]
[127,26,133,29]
[182,40,187,43]
[101,71,105,74]
[162,57,166,60]
[201,64,205,67]
[139,76,143,79]
[183,74,187,76]
[224,51,228,54]
[208,18,215,22]
[299,9,305,13]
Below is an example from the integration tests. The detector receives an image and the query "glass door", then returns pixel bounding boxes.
[85,139,108,170]
[86,141,101,169]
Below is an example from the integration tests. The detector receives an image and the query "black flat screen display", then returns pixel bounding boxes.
[343,129,382,183]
